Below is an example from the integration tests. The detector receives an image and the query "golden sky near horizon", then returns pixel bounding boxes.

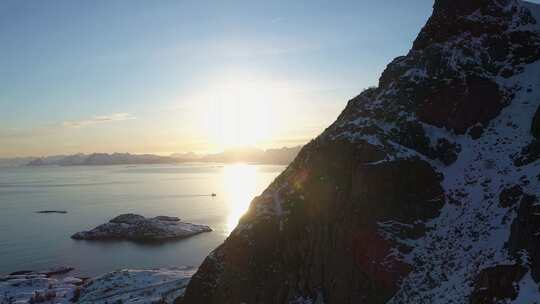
[0,0,440,158]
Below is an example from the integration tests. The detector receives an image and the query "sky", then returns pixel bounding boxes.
[1,0,452,157]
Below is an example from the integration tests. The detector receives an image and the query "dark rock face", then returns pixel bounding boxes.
[514,105,540,165]
[508,194,540,281]
[433,0,499,14]
[469,125,485,139]
[416,77,505,134]
[469,264,527,304]
[182,0,540,303]
[531,105,540,138]
[514,139,540,166]
[416,0,509,50]
[183,141,444,304]
[499,185,524,208]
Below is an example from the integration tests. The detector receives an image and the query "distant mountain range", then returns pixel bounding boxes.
[195,146,302,165]
[26,153,176,166]
[0,157,36,168]
[0,146,302,167]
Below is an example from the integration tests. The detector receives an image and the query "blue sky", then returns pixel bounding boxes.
[0,0,463,156]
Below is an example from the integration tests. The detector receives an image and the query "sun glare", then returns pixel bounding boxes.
[205,79,272,150]
[223,164,258,233]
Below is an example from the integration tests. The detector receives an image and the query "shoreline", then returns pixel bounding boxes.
[0,266,195,304]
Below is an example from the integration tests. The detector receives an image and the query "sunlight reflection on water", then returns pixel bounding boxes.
[223,164,257,233]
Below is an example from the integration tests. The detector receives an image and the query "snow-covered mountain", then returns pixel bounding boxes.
[0,157,37,168]
[27,153,176,166]
[200,146,302,165]
[20,147,301,167]
[180,0,540,303]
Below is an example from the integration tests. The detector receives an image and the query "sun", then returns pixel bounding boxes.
[206,79,272,150]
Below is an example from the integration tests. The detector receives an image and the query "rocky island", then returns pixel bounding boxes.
[36,210,68,214]
[71,214,212,242]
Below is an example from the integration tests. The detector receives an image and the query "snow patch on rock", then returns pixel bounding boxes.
[0,267,194,304]
[79,267,195,304]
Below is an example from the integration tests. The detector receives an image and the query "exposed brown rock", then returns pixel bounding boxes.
[499,185,523,208]
[531,105,540,138]
[416,77,505,134]
[508,194,540,281]
[469,264,527,304]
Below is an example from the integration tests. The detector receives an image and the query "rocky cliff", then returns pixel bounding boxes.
[181,0,540,303]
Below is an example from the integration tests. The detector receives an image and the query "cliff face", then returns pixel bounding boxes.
[181,0,540,303]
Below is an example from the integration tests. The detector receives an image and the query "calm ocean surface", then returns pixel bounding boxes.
[0,163,284,276]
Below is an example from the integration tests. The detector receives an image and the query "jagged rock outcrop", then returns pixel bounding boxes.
[469,264,527,303]
[508,194,540,281]
[71,214,212,241]
[181,0,540,303]
[531,106,540,138]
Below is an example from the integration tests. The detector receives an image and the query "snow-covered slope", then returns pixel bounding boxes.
[0,273,81,304]
[78,267,194,304]
[181,0,540,303]
[0,267,194,304]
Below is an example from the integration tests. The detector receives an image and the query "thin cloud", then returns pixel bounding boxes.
[63,113,135,128]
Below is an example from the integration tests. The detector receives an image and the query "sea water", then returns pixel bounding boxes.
[0,163,284,276]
